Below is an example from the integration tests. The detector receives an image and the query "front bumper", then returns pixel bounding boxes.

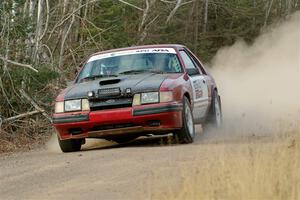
[53,102,183,140]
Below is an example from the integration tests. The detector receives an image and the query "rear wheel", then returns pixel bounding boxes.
[207,90,222,128]
[174,97,195,143]
[58,136,83,152]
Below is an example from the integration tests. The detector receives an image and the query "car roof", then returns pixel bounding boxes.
[89,44,186,57]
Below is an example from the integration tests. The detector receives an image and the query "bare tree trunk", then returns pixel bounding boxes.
[194,0,199,52]
[33,0,45,63]
[138,0,157,43]
[3,23,9,71]
[252,0,256,29]
[75,0,83,43]
[24,0,35,59]
[139,0,150,32]
[166,0,182,24]
[203,0,209,33]
[264,0,274,28]
[79,0,89,46]
[58,0,69,69]
[58,0,76,69]
[184,1,195,40]
[285,0,292,15]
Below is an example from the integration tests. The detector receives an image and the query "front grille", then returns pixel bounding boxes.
[98,87,121,98]
[89,97,132,111]
[92,123,134,131]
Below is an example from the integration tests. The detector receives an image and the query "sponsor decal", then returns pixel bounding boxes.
[88,48,177,63]
[193,79,203,99]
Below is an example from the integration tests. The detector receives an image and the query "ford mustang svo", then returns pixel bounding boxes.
[52,44,222,152]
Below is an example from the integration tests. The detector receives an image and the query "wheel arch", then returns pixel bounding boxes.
[183,92,191,103]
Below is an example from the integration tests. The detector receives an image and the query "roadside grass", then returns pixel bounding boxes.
[0,122,52,153]
[152,132,299,200]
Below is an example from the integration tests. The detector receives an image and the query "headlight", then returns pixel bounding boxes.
[55,102,64,113]
[65,99,82,112]
[55,99,90,113]
[141,92,159,104]
[133,92,160,106]
[160,91,173,102]
[132,91,173,106]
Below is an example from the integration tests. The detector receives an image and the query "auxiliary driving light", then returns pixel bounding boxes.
[125,88,132,94]
[87,91,94,98]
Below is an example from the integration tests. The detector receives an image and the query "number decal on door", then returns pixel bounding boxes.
[193,79,203,99]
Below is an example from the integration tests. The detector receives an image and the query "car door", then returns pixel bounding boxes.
[179,50,209,122]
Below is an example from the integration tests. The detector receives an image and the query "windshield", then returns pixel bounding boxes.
[77,51,182,83]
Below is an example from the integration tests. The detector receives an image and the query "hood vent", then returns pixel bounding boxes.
[99,79,121,86]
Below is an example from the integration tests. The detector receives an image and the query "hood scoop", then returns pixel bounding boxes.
[99,79,121,86]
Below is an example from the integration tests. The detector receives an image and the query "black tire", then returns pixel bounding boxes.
[207,90,222,128]
[174,96,195,144]
[58,136,83,152]
[111,135,138,144]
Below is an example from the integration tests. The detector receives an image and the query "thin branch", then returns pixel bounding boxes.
[47,0,100,42]
[2,110,41,123]
[0,56,38,73]
[118,0,144,11]
[75,14,103,32]
[19,89,52,123]
[160,0,176,4]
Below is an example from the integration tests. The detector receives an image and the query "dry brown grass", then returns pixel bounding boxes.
[0,119,52,153]
[151,132,300,200]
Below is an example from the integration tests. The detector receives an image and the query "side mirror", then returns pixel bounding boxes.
[187,68,200,76]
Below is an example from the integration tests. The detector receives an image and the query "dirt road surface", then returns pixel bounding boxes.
[0,125,299,200]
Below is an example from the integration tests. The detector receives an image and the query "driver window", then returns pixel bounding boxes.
[179,50,197,70]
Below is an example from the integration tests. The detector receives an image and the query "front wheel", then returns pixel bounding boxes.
[58,136,84,152]
[174,97,195,144]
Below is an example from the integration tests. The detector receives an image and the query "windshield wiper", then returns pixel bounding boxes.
[148,70,164,74]
[118,69,164,75]
[80,74,118,82]
[118,70,149,75]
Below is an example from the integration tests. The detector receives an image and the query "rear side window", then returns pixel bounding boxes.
[186,50,207,75]
[179,50,197,70]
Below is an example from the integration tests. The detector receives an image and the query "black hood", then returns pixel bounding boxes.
[64,73,170,100]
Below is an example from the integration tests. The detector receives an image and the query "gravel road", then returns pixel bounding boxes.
[0,125,299,200]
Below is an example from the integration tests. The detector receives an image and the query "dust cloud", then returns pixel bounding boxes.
[46,133,61,153]
[45,132,115,152]
[210,12,300,136]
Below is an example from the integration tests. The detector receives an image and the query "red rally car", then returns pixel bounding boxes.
[53,44,222,152]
